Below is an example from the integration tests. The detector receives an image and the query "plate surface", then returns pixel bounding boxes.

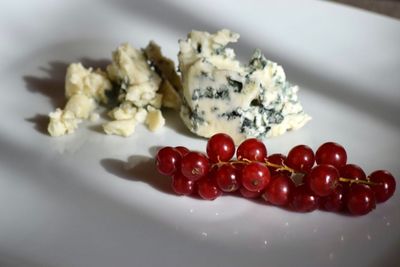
[1,1,400,266]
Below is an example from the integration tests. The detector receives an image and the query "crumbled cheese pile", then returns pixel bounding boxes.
[48,42,181,137]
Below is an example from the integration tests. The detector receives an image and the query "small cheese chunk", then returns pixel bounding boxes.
[108,101,138,120]
[134,108,148,123]
[149,93,163,109]
[145,107,165,132]
[103,119,136,137]
[48,108,80,137]
[125,80,159,107]
[104,43,167,136]
[107,43,161,88]
[64,94,96,119]
[158,80,181,109]
[48,63,107,137]
[65,63,112,103]
[144,41,182,110]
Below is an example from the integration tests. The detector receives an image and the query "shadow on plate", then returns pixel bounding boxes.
[25,114,49,135]
[162,109,195,138]
[148,145,163,157]
[23,58,110,109]
[101,152,205,200]
[100,155,174,195]
[23,61,68,109]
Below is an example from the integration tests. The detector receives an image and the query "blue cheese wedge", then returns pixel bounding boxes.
[178,29,311,144]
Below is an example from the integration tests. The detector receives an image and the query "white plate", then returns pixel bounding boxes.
[1,0,400,266]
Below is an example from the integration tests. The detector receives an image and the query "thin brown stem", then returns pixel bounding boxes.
[339,177,378,186]
[264,161,295,173]
[212,159,378,187]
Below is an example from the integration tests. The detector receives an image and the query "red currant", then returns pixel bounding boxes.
[315,142,347,169]
[172,172,195,195]
[339,164,366,181]
[236,138,267,162]
[339,163,367,190]
[307,164,340,197]
[241,162,271,192]
[369,170,396,203]
[267,153,289,175]
[262,173,294,206]
[267,153,286,165]
[285,145,315,173]
[239,187,262,198]
[175,146,190,157]
[320,185,345,212]
[206,133,235,163]
[346,184,376,215]
[197,176,222,200]
[291,184,319,212]
[232,162,246,173]
[181,152,210,181]
[156,147,181,176]
[215,164,240,192]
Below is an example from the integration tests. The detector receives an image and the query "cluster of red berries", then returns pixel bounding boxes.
[155,133,396,215]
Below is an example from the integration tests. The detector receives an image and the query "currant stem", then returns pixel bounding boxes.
[339,177,378,186]
[213,159,295,174]
[264,161,295,173]
[212,160,379,186]
[212,159,252,168]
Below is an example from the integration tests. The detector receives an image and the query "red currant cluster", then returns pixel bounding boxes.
[155,133,396,216]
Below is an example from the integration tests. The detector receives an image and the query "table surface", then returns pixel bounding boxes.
[333,0,400,19]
